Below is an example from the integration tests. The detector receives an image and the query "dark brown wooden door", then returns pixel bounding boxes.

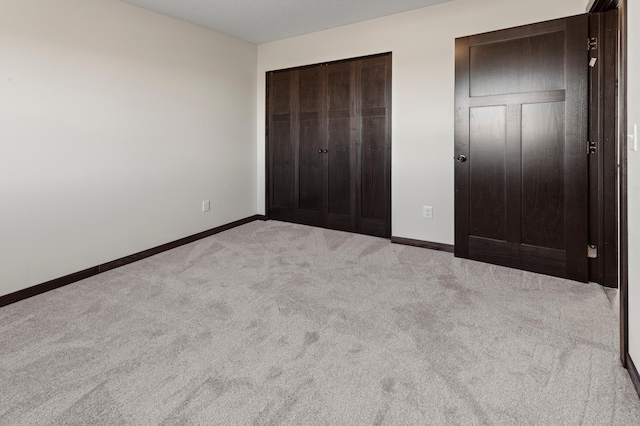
[268,54,391,238]
[358,56,392,237]
[326,61,356,232]
[455,15,589,281]
[268,67,323,227]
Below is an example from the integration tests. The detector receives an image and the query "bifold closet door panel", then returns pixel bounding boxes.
[297,67,324,225]
[269,70,295,218]
[326,61,356,232]
[268,68,323,227]
[357,55,391,238]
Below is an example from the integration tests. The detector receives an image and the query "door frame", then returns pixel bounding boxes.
[588,0,628,368]
[264,52,392,237]
[588,10,620,289]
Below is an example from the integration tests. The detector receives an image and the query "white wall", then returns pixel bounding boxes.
[0,0,257,297]
[627,0,640,365]
[257,0,587,244]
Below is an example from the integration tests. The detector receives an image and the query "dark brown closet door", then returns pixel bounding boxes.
[268,67,323,227]
[267,53,391,238]
[268,70,294,216]
[357,55,392,238]
[297,67,324,225]
[454,15,589,281]
[326,61,356,232]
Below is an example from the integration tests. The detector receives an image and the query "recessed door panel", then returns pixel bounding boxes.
[299,115,321,211]
[271,78,290,114]
[521,102,565,249]
[271,120,293,209]
[298,69,322,214]
[328,69,350,110]
[328,118,351,216]
[361,115,386,220]
[470,31,565,97]
[327,64,354,224]
[469,105,507,241]
[362,65,386,108]
[269,71,293,211]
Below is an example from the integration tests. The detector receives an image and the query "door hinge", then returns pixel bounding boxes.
[588,245,598,259]
[588,37,598,50]
[588,141,597,154]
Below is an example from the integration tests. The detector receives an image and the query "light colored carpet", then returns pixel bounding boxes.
[1,220,639,425]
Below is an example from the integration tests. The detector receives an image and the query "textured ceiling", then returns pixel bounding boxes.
[119,0,453,44]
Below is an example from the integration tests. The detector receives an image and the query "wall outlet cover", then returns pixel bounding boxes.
[423,206,433,219]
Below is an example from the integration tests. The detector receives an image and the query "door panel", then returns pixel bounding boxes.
[271,76,291,115]
[328,67,351,110]
[469,31,566,97]
[361,116,386,220]
[268,69,323,226]
[521,102,565,249]
[469,106,507,241]
[272,120,293,208]
[298,68,322,214]
[327,118,351,216]
[326,62,355,231]
[455,15,589,281]
[358,56,391,237]
[298,117,321,211]
[270,72,294,210]
[361,64,386,108]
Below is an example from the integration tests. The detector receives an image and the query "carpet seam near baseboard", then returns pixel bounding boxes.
[627,354,640,400]
[0,215,264,308]
[390,236,455,253]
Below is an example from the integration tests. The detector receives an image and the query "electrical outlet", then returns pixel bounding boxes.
[202,200,210,212]
[423,206,433,219]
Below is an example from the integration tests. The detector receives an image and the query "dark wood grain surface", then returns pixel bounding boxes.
[455,15,589,281]
[298,68,322,214]
[602,9,620,289]
[267,53,391,238]
[469,105,507,241]
[521,101,565,250]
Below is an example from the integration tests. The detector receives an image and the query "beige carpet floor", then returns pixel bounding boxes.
[1,220,639,425]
